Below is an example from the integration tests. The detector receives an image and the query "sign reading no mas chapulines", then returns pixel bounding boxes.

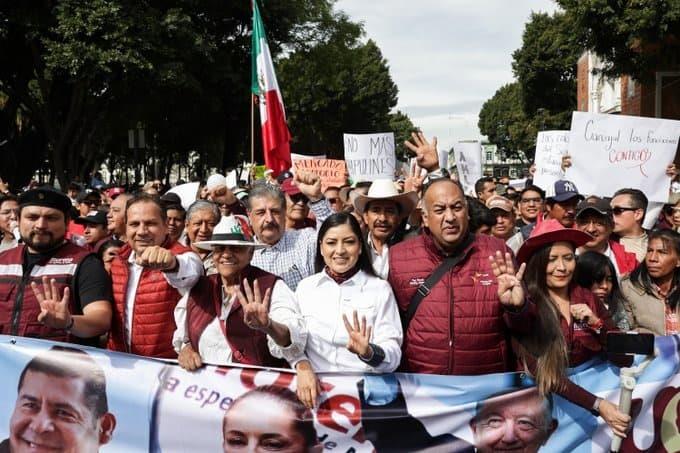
[566,112,680,202]
[343,133,396,182]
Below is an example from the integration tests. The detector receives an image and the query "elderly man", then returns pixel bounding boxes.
[575,198,638,277]
[0,187,112,345]
[183,200,221,275]
[281,178,315,230]
[107,194,203,358]
[352,179,417,279]
[249,171,332,290]
[486,195,519,243]
[610,188,649,261]
[106,192,132,241]
[470,388,557,453]
[389,135,534,375]
[3,346,117,453]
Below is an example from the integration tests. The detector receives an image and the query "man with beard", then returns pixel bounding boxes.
[249,171,333,290]
[352,179,417,279]
[0,187,112,345]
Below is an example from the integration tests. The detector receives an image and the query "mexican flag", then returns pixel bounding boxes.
[251,0,291,176]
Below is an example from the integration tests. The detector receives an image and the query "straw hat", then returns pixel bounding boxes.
[352,179,418,217]
[192,216,265,250]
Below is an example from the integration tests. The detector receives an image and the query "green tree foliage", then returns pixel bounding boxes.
[479,11,580,161]
[389,110,418,162]
[0,0,351,187]
[557,0,680,80]
[277,13,399,159]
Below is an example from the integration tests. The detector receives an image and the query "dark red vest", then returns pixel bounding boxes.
[107,239,193,358]
[186,266,288,368]
[0,243,91,343]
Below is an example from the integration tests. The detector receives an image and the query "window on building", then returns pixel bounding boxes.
[486,152,492,161]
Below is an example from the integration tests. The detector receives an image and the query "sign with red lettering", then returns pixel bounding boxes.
[292,158,348,190]
[566,112,680,202]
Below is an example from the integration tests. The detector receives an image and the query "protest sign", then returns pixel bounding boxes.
[166,182,200,210]
[533,130,569,191]
[438,149,450,171]
[293,158,347,190]
[3,335,680,452]
[454,141,483,196]
[344,133,396,182]
[566,112,680,202]
[291,152,326,161]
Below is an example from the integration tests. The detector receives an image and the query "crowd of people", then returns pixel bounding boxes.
[2,131,680,441]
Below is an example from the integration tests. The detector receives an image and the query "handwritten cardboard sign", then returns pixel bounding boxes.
[533,131,569,191]
[454,141,483,196]
[566,112,680,202]
[343,133,396,182]
[292,158,347,190]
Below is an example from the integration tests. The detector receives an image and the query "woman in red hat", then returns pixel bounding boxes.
[510,219,630,438]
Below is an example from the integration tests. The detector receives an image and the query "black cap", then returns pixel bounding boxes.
[76,190,101,203]
[576,198,612,219]
[276,171,294,184]
[74,210,108,226]
[160,192,182,208]
[18,186,72,216]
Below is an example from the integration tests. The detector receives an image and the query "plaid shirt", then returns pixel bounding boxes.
[251,199,333,290]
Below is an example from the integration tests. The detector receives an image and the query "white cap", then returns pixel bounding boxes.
[206,174,227,190]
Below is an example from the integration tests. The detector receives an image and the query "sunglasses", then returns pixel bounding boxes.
[290,193,309,204]
[327,197,341,204]
[611,206,638,216]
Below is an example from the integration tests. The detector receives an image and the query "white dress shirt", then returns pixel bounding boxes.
[173,279,306,366]
[292,269,403,373]
[367,234,390,280]
[124,249,203,347]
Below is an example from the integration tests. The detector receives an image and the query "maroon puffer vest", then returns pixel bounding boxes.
[388,232,517,375]
[0,243,90,343]
[186,266,288,368]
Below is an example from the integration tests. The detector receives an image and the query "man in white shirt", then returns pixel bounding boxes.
[352,179,418,279]
[106,194,203,358]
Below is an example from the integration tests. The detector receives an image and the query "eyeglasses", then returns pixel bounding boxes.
[611,206,638,216]
[519,197,542,204]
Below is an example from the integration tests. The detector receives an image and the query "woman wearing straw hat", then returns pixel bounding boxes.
[513,219,631,438]
[173,215,305,370]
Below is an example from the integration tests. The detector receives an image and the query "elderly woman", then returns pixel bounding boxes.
[512,219,630,438]
[283,212,403,408]
[173,216,305,370]
[621,229,680,336]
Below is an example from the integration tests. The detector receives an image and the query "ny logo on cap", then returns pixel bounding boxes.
[563,182,576,192]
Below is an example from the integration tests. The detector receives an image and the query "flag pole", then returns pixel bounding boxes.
[250,95,255,166]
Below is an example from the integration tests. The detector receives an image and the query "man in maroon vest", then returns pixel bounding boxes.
[107,194,203,358]
[389,134,535,375]
[0,187,112,345]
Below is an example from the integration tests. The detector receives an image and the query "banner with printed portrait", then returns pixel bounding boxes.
[1,335,680,452]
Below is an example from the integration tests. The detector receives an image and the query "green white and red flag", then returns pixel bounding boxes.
[251,0,291,175]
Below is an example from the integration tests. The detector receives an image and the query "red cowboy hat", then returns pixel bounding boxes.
[516,219,592,265]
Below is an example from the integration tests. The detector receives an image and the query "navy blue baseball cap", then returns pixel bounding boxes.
[546,180,584,203]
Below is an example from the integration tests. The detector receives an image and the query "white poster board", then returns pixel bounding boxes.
[438,149,450,171]
[167,182,200,210]
[343,133,396,182]
[566,112,680,202]
[454,141,483,196]
[533,131,569,191]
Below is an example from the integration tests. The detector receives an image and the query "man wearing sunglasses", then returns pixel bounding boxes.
[610,188,648,262]
[281,179,315,230]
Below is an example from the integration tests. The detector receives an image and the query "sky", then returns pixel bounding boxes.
[334,0,560,151]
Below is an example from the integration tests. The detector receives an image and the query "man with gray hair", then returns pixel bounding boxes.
[470,388,557,453]
[249,171,332,290]
[183,200,221,275]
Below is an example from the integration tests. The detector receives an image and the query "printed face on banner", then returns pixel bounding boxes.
[566,112,680,202]
[343,133,396,182]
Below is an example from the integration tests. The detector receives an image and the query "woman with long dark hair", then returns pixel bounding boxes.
[574,251,631,330]
[281,212,403,408]
[621,229,680,335]
[513,219,630,438]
